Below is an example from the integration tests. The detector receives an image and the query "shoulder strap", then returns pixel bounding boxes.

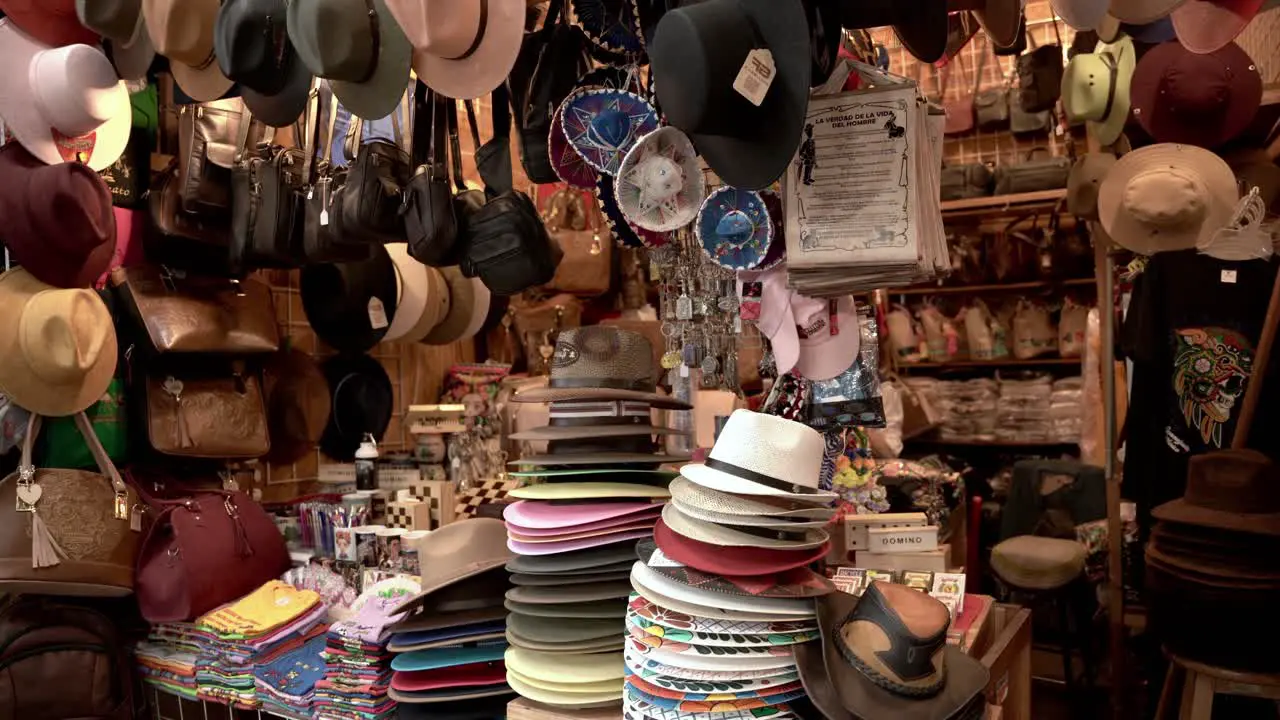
[323,90,339,167]
[464,100,483,151]
[234,104,255,161]
[301,80,321,183]
[448,101,467,193]
[410,79,432,169]
[73,412,127,496]
[343,114,363,165]
[972,41,989,96]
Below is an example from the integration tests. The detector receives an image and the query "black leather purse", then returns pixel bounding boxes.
[230,95,312,275]
[302,92,369,263]
[460,191,561,296]
[177,98,247,216]
[403,85,460,267]
[1017,20,1064,114]
[340,98,411,245]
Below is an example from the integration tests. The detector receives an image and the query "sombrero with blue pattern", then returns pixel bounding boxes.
[571,0,646,57]
[696,187,773,271]
[551,67,642,188]
[561,87,659,176]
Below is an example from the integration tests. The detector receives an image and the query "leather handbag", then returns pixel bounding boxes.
[972,50,1009,132]
[135,485,290,623]
[993,148,1071,194]
[508,293,585,374]
[112,265,279,354]
[461,191,562,296]
[147,163,236,277]
[403,84,460,267]
[178,98,256,216]
[1017,20,1064,113]
[0,413,140,597]
[230,97,313,275]
[340,97,412,245]
[940,163,994,200]
[941,58,974,136]
[1010,97,1052,136]
[144,363,271,459]
[538,183,612,296]
[303,92,370,263]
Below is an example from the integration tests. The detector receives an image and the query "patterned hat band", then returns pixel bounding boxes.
[548,400,654,427]
[546,377,657,393]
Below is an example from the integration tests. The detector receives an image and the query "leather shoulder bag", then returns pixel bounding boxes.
[942,56,975,136]
[142,359,271,460]
[0,414,140,597]
[111,265,279,354]
[340,94,412,245]
[539,184,612,296]
[177,97,251,216]
[147,162,236,277]
[303,91,370,263]
[993,147,1071,195]
[403,86,460,266]
[461,190,562,296]
[135,484,289,623]
[973,48,1010,132]
[1018,20,1064,113]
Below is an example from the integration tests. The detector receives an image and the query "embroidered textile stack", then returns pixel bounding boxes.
[501,327,692,709]
[624,410,838,719]
[314,577,420,720]
[252,628,328,719]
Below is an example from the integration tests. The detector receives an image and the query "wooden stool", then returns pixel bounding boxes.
[1154,652,1280,720]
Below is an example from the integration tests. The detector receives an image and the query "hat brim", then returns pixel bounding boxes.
[302,244,399,353]
[511,570,632,586]
[241,55,313,128]
[510,423,691,442]
[615,127,706,232]
[1052,0,1111,30]
[391,661,508,693]
[630,573,802,625]
[384,244,431,342]
[506,581,634,605]
[509,614,626,645]
[504,499,665,529]
[660,504,829,550]
[508,630,625,653]
[1152,497,1280,537]
[170,56,235,103]
[893,0,948,63]
[1097,142,1237,255]
[655,518,832,576]
[630,562,816,617]
[629,592,817,636]
[1130,41,1261,147]
[638,538,835,599]
[506,673,624,707]
[975,0,1023,48]
[330,0,412,121]
[109,26,156,82]
[507,510,662,538]
[0,19,132,172]
[670,498,829,530]
[388,685,516,705]
[793,296,860,381]
[624,646,801,686]
[510,450,691,467]
[509,519,658,544]
[0,270,118,417]
[389,629,508,653]
[507,646,628,685]
[506,541,646,574]
[1145,551,1280,589]
[390,605,508,635]
[318,353,394,460]
[414,0,523,100]
[511,529,655,556]
[669,477,837,522]
[597,174,671,249]
[1145,543,1280,582]
[680,463,839,504]
[505,598,628,619]
[1087,36,1136,148]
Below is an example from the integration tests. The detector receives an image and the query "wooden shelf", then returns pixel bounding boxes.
[908,437,1080,449]
[886,278,1096,297]
[899,357,1082,370]
[940,189,1068,217]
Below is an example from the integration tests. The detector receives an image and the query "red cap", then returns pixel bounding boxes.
[0,0,101,47]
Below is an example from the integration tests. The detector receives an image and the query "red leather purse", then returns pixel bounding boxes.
[135,486,289,623]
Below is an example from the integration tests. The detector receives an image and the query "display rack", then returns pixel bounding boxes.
[147,688,291,720]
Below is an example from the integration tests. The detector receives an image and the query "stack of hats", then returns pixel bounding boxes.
[386,519,516,718]
[503,326,692,709]
[797,581,990,720]
[314,577,420,720]
[625,410,839,719]
[1146,450,1280,671]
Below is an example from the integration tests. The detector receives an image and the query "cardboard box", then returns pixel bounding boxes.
[854,545,949,573]
[866,525,939,554]
[843,513,928,551]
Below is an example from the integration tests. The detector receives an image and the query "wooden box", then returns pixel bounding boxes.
[977,604,1033,720]
[866,525,939,553]
[407,479,456,527]
[844,512,929,550]
[385,499,433,531]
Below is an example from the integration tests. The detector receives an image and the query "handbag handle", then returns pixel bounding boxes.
[233,104,255,163]
[970,39,989,98]
[447,101,468,194]
[300,79,322,185]
[13,413,129,499]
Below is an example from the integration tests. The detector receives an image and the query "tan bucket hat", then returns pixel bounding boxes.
[391,518,513,614]
[0,269,118,417]
[143,0,234,101]
[1097,143,1238,255]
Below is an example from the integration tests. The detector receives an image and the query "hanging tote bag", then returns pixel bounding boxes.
[0,414,140,597]
[941,55,975,136]
[1017,19,1064,113]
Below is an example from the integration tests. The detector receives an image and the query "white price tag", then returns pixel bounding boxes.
[732,49,776,107]
[1221,269,1238,284]
[679,364,689,378]
[319,209,329,226]
[368,297,389,329]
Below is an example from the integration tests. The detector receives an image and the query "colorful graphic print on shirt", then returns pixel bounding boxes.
[1172,326,1254,447]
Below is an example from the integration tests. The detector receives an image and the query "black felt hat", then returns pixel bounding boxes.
[301,243,398,354]
[839,0,949,64]
[214,0,313,127]
[319,353,394,461]
[803,0,843,87]
[649,0,812,190]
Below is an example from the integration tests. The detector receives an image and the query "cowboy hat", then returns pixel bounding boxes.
[287,0,411,120]
[318,353,394,460]
[1061,35,1136,148]
[654,519,831,576]
[628,612,814,652]
[0,18,131,171]
[649,0,812,189]
[510,529,655,556]
[387,622,508,653]
[1066,153,1118,220]
[144,0,235,101]
[0,0,99,46]
[505,597,627,619]
[680,410,839,503]
[949,0,1024,49]
[630,572,801,624]
[841,0,949,64]
[1129,41,1261,148]
[798,583,989,720]
[507,541,646,575]
[1097,143,1238,255]
[75,0,155,80]
[509,399,691,443]
[631,562,816,617]
[505,498,663,529]
[215,0,313,127]
[301,244,399,353]
[384,244,447,343]
[422,266,489,345]
[616,127,705,232]
[508,519,659,544]
[629,593,816,637]
[637,539,835,598]
[392,519,514,614]
[385,0,525,101]
[506,507,662,537]
[0,268,118,417]
[0,143,116,289]
[668,477,836,522]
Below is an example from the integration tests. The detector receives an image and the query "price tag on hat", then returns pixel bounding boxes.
[733,49,776,107]
[368,298,389,330]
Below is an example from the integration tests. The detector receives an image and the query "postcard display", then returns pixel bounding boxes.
[785,62,948,296]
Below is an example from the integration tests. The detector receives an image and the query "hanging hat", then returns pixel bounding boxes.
[1172,0,1280,55]
[597,175,669,249]
[75,0,155,80]
[1061,35,1136,147]
[549,64,635,186]
[697,186,773,271]
[422,266,489,345]
[215,0,313,128]
[287,0,411,121]
[614,127,704,232]
[0,269,118,418]
[0,0,99,46]
[840,0,948,64]
[1226,148,1280,215]
[1097,143,1238,255]
[0,143,115,289]
[1153,450,1280,537]
[1122,16,1177,43]
[262,348,331,465]
[143,0,235,102]
[791,295,860,381]
[0,18,131,171]
[796,583,989,720]
[510,399,692,442]
[650,0,811,190]
[755,190,788,271]
[560,88,659,177]
[801,0,842,85]
[385,0,525,101]
[571,0,646,57]
[318,353,394,461]
[384,244,441,343]
[301,244,399,353]
[1130,41,1261,149]
[681,410,838,503]
[1110,0,1189,22]
[1051,0,1111,30]
[948,0,1023,50]
[1066,153,1118,220]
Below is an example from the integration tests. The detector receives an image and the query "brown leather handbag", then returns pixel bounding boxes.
[539,184,612,296]
[145,366,271,459]
[112,265,279,354]
[508,293,585,375]
[178,98,256,216]
[0,414,140,597]
[135,485,290,623]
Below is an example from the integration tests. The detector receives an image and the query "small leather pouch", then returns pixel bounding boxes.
[461,192,562,296]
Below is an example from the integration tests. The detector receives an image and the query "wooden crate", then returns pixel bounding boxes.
[977,604,1033,720]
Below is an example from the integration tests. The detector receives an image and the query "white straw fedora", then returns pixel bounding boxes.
[660,504,829,550]
[385,0,525,101]
[143,0,234,101]
[1097,143,1238,256]
[668,477,836,523]
[679,410,837,503]
[0,18,131,171]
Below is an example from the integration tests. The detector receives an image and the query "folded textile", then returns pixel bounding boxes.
[198,581,320,638]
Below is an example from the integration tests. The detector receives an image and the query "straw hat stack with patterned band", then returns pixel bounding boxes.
[500,326,691,710]
[623,409,841,720]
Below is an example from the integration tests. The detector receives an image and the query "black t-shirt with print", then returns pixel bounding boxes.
[1120,250,1280,524]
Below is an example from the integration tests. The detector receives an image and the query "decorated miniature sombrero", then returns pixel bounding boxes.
[561,87,659,176]
[756,190,787,271]
[551,67,641,189]
[697,186,773,270]
[615,126,705,232]
[598,175,670,248]
[571,0,646,58]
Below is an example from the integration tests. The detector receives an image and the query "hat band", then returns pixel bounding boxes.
[549,400,653,427]
[444,0,489,61]
[1098,50,1121,124]
[704,457,825,496]
[713,520,811,543]
[358,0,382,84]
[547,377,657,393]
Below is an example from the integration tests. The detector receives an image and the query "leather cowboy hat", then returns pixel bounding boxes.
[215,0,314,127]
[392,519,514,614]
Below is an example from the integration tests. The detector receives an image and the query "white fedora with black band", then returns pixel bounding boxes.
[680,410,837,503]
